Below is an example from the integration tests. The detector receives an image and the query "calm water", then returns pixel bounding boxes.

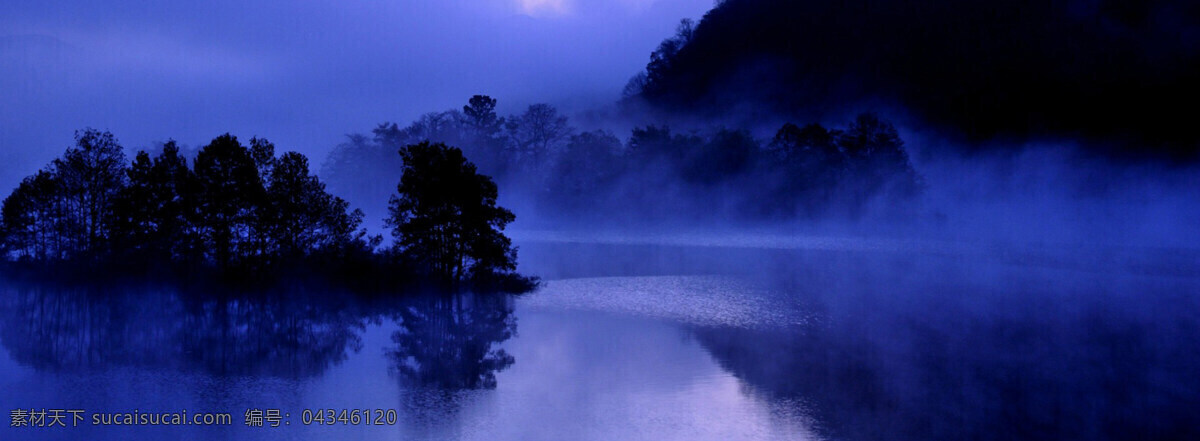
[2,236,1198,440]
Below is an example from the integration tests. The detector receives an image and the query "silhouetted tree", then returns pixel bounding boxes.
[316,97,928,226]
[626,125,703,168]
[643,18,696,94]
[771,122,841,164]
[386,142,518,284]
[839,113,904,160]
[320,133,403,221]
[249,137,277,181]
[192,134,267,268]
[837,113,924,203]
[112,141,199,261]
[463,95,503,139]
[51,128,128,258]
[266,151,364,259]
[547,130,624,211]
[762,114,926,217]
[622,71,649,99]
[246,137,280,259]
[683,128,759,185]
[766,123,847,217]
[1,171,67,260]
[2,128,520,289]
[461,95,508,176]
[402,111,467,147]
[505,104,571,173]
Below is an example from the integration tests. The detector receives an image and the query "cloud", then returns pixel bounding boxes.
[516,0,572,17]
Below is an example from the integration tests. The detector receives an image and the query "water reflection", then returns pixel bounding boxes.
[0,285,368,378]
[0,286,183,371]
[517,239,1200,440]
[5,240,1196,441]
[387,293,516,390]
[690,278,1200,441]
[0,284,516,387]
[177,295,367,377]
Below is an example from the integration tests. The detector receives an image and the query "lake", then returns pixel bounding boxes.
[2,233,1198,440]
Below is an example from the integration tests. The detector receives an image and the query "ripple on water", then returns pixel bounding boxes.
[519,275,813,330]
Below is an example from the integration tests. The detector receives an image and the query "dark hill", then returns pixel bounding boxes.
[629,0,1200,159]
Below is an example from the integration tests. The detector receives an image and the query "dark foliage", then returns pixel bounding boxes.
[504,103,572,175]
[1,129,533,293]
[1,129,127,261]
[1,170,66,260]
[192,134,269,268]
[322,95,926,224]
[626,125,703,171]
[683,128,758,185]
[629,0,1200,158]
[546,130,625,212]
[112,141,200,263]
[387,142,532,290]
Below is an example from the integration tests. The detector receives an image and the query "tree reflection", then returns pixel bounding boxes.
[0,284,366,378]
[177,295,366,377]
[0,284,520,393]
[386,293,516,390]
[0,285,181,370]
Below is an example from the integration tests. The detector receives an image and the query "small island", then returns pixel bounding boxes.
[0,129,536,294]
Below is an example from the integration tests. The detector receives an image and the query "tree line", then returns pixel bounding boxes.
[0,94,922,285]
[1,129,531,292]
[323,95,924,223]
[622,2,1200,158]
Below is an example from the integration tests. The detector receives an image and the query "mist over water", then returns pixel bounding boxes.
[321,101,1200,260]
[2,239,1195,440]
[3,0,1200,440]
[519,239,1200,440]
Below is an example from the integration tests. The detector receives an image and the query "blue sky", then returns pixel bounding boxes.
[0,0,712,190]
